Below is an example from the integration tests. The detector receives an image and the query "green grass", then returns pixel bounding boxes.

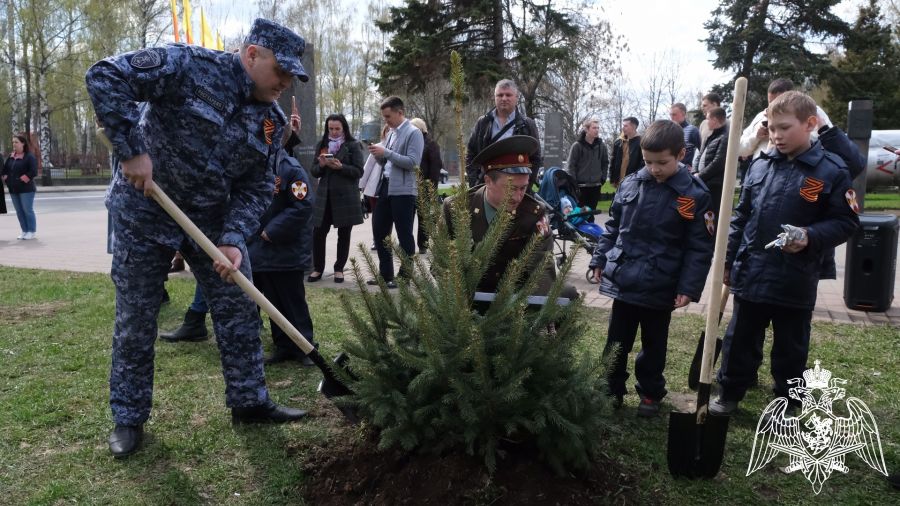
[862,190,900,212]
[0,267,897,504]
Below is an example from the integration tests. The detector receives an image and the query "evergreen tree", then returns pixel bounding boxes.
[339,51,610,475]
[821,0,900,129]
[704,0,848,115]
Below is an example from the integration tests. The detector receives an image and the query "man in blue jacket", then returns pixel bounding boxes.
[248,147,317,366]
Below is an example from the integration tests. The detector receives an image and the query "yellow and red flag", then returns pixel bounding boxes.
[200,8,213,48]
[170,0,180,42]
[183,0,193,45]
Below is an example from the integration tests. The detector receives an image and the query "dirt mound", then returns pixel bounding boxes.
[301,434,639,505]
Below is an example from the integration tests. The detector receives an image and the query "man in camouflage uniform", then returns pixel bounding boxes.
[86,18,310,458]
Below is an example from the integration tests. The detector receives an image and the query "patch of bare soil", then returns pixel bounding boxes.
[301,432,639,506]
[0,301,68,324]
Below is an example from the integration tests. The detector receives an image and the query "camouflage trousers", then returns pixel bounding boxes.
[109,215,268,426]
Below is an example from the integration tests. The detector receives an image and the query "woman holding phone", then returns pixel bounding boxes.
[307,114,365,283]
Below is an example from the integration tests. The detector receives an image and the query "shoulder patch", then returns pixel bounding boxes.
[676,195,695,220]
[704,210,716,236]
[194,87,226,113]
[845,189,860,214]
[128,48,166,70]
[291,180,308,201]
[535,215,551,238]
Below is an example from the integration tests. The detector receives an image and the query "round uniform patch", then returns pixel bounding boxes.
[291,180,308,200]
[128,48,165,70]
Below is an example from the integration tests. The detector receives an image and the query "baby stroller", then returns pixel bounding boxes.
[537,167,604,283]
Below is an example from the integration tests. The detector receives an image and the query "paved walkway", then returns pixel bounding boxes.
[2,185,898,326]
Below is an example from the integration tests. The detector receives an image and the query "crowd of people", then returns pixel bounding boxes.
[62,18,892,493]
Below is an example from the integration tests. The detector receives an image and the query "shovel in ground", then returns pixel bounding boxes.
[149,185,359,423]
[687,283,730,391]
[667,76,747,479]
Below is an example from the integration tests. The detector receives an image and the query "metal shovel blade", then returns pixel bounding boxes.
[315,352,360,424]
[667,398,730,477]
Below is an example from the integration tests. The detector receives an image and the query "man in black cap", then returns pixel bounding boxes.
[85,18,310,458]
[444,136,574,297]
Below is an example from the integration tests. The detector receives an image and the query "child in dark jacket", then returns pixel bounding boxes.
[247,148,317,365]
[710,92,859,415]
[590,120,714,416]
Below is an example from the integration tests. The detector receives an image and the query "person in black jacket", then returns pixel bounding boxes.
[465,79,542,187]
[248,145,317,365]
[608,117,644,187]
[307,114,364,283]
[410,117,443,253]
[2,134,38,239]
[710,92,859,416]
[694,107,729,216]
[590,120,714,416]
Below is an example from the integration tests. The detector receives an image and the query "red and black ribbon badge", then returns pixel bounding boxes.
[676,196,695,220]
[799,176,824,203]
[273,176,281,196]
[263,118,275,145]
[845,189,860,214]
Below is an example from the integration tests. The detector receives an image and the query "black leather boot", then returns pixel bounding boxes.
[108,424,143,458]
[160,309,209,342]
[232,400,308,424]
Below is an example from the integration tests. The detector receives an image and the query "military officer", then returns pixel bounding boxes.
[86,18,310,458]
[443,136,576,298]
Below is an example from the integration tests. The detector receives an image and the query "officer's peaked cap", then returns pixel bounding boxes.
[473,135,538,175]
[245,18,309,82]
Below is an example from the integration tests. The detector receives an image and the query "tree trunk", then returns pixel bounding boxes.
[6,0,18,133]
[22,36,30,137]
[740,0,769,77]
[38,68,52,168]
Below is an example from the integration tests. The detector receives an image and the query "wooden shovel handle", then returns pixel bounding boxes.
[698,77,748,388]
[149,185,316,355]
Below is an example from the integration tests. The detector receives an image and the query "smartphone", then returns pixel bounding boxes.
[883,145,898,153]
[291,96,298,115]
[323,153,334,159]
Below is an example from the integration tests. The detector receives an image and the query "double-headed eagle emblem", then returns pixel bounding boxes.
[747,360,887,494]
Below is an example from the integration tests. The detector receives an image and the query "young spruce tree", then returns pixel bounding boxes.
[339,51,609,475]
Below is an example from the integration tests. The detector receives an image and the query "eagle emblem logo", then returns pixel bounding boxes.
[747,360,887,494]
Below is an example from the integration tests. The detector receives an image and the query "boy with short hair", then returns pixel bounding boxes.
[710,91,859,415]
[590,120,714,416]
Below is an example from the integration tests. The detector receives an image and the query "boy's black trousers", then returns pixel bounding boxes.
[716,297,811,403]
[603,299,672,401]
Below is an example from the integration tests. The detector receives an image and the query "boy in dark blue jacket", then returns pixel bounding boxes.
[248,148,317,365]
[590,120,714,416]
[711,92,859,415]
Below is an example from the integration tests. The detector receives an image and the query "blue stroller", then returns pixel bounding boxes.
[537,167,604,283]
